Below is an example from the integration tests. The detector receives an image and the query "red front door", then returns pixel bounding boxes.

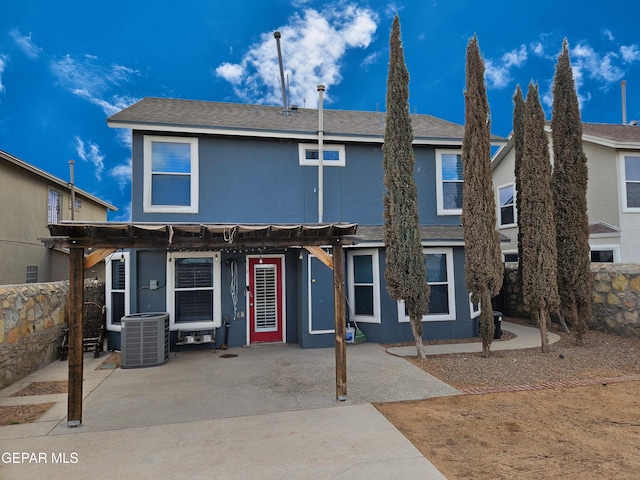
[248,256,283,343]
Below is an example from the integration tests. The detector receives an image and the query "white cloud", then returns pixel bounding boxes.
[9,28,42,59]
[571,42,624,84]
[109,157,132,190]
[0,54,7,93]
[485,45,527,89]
[75,137,105,180]
[621,44,640,63]
[603,29,614,42]
[50,54,139,116]
[215,3,378,107]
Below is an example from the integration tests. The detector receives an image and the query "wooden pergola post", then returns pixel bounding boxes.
[68,247,84,427]
[332,242,347,400]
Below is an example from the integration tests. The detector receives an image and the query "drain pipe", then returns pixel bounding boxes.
[69,160,75,221]
[621,80,627,125]
[318,84,325,223]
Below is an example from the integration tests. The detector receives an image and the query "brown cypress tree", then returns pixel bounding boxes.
[461,36,503,358]
[382,15,429,360]
[520,82,560,352]
[512,85,525,284]
[551,39,592,342]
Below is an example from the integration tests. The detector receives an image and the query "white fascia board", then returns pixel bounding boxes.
[108,121,470,147]
[346,240,465,248]
[582,133,640,150]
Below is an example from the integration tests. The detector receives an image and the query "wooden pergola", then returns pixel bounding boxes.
[43,222,359,427]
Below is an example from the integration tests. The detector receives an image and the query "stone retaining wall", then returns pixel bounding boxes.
[0,282,68,388]
[502,263,640,338]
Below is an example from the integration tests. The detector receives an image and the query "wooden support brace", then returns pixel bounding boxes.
[84,248,116,270]
[304,245,333,269]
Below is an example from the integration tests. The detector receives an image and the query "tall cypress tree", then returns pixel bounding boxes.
[382,15,429,360]
[512,85,525,285]
[461,36,503,358]
[520,83,560,352]
[551,39,592,342]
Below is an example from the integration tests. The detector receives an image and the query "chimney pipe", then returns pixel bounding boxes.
[621,80,627,125]
[317,85,325,223]
[69,160,75,221]
[274,31,288,115]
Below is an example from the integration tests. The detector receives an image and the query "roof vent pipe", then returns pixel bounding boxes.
[274,31,288,115]
[317,84,325,223]
[621,80,627,125]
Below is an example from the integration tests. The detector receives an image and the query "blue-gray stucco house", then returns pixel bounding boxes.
[105,97,501,350]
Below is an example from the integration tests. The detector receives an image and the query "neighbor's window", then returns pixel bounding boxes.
[298,143,346,167]
[498,183,516,227]
[623,155,640,210]
[26,265,38,283]
[436,150,463,215]
[48,189,61,223]
[398,248,456,322]
[167,252,221,329]
[590,246,619,263]
[347,249,380,323]
[144,136,199,213]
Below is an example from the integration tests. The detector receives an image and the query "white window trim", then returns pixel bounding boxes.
[298,143,346,167]
[619,152,640,213]
[469,294,481,320]
[143,135,199,213]
[105,251,130,332]
[589,244,621,263]
[347,248,381,324]
[166,251,222,330]
[436,149,463,216]
[497,182,517,228]
[397,247,456,322]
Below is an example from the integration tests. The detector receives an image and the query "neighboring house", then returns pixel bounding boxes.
[106,97,505,350]
[0,150,117,285]
[491,122,640,263]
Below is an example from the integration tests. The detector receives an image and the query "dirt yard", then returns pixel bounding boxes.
[376,322,640,479]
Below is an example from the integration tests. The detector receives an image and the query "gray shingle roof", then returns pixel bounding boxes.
[108,97,500,144]
[582,122,640,143]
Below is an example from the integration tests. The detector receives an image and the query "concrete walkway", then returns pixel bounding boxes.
[387,321,560,357]
[0,322,551,480]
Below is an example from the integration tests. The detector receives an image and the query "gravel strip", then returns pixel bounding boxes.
[406,318,640,389]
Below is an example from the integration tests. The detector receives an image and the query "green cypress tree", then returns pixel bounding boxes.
[383,15,429,360]
[512,85,525,284]
[520,83,560,352]
[461,36,503,358]
[551,39,592,342]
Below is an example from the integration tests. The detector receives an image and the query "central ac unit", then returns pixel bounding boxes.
[121,312,169,369]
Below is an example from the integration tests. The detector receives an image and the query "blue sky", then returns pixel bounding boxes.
[1,0,639,221]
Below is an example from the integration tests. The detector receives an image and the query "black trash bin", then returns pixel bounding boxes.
[493,311,503,339]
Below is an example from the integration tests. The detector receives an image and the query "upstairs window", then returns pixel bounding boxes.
[436,150,463,215]
[622,154,640,211]
[298,144,346,167]
[48,189,61,223]
[144,136,199,213]
[498,183,516,227]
